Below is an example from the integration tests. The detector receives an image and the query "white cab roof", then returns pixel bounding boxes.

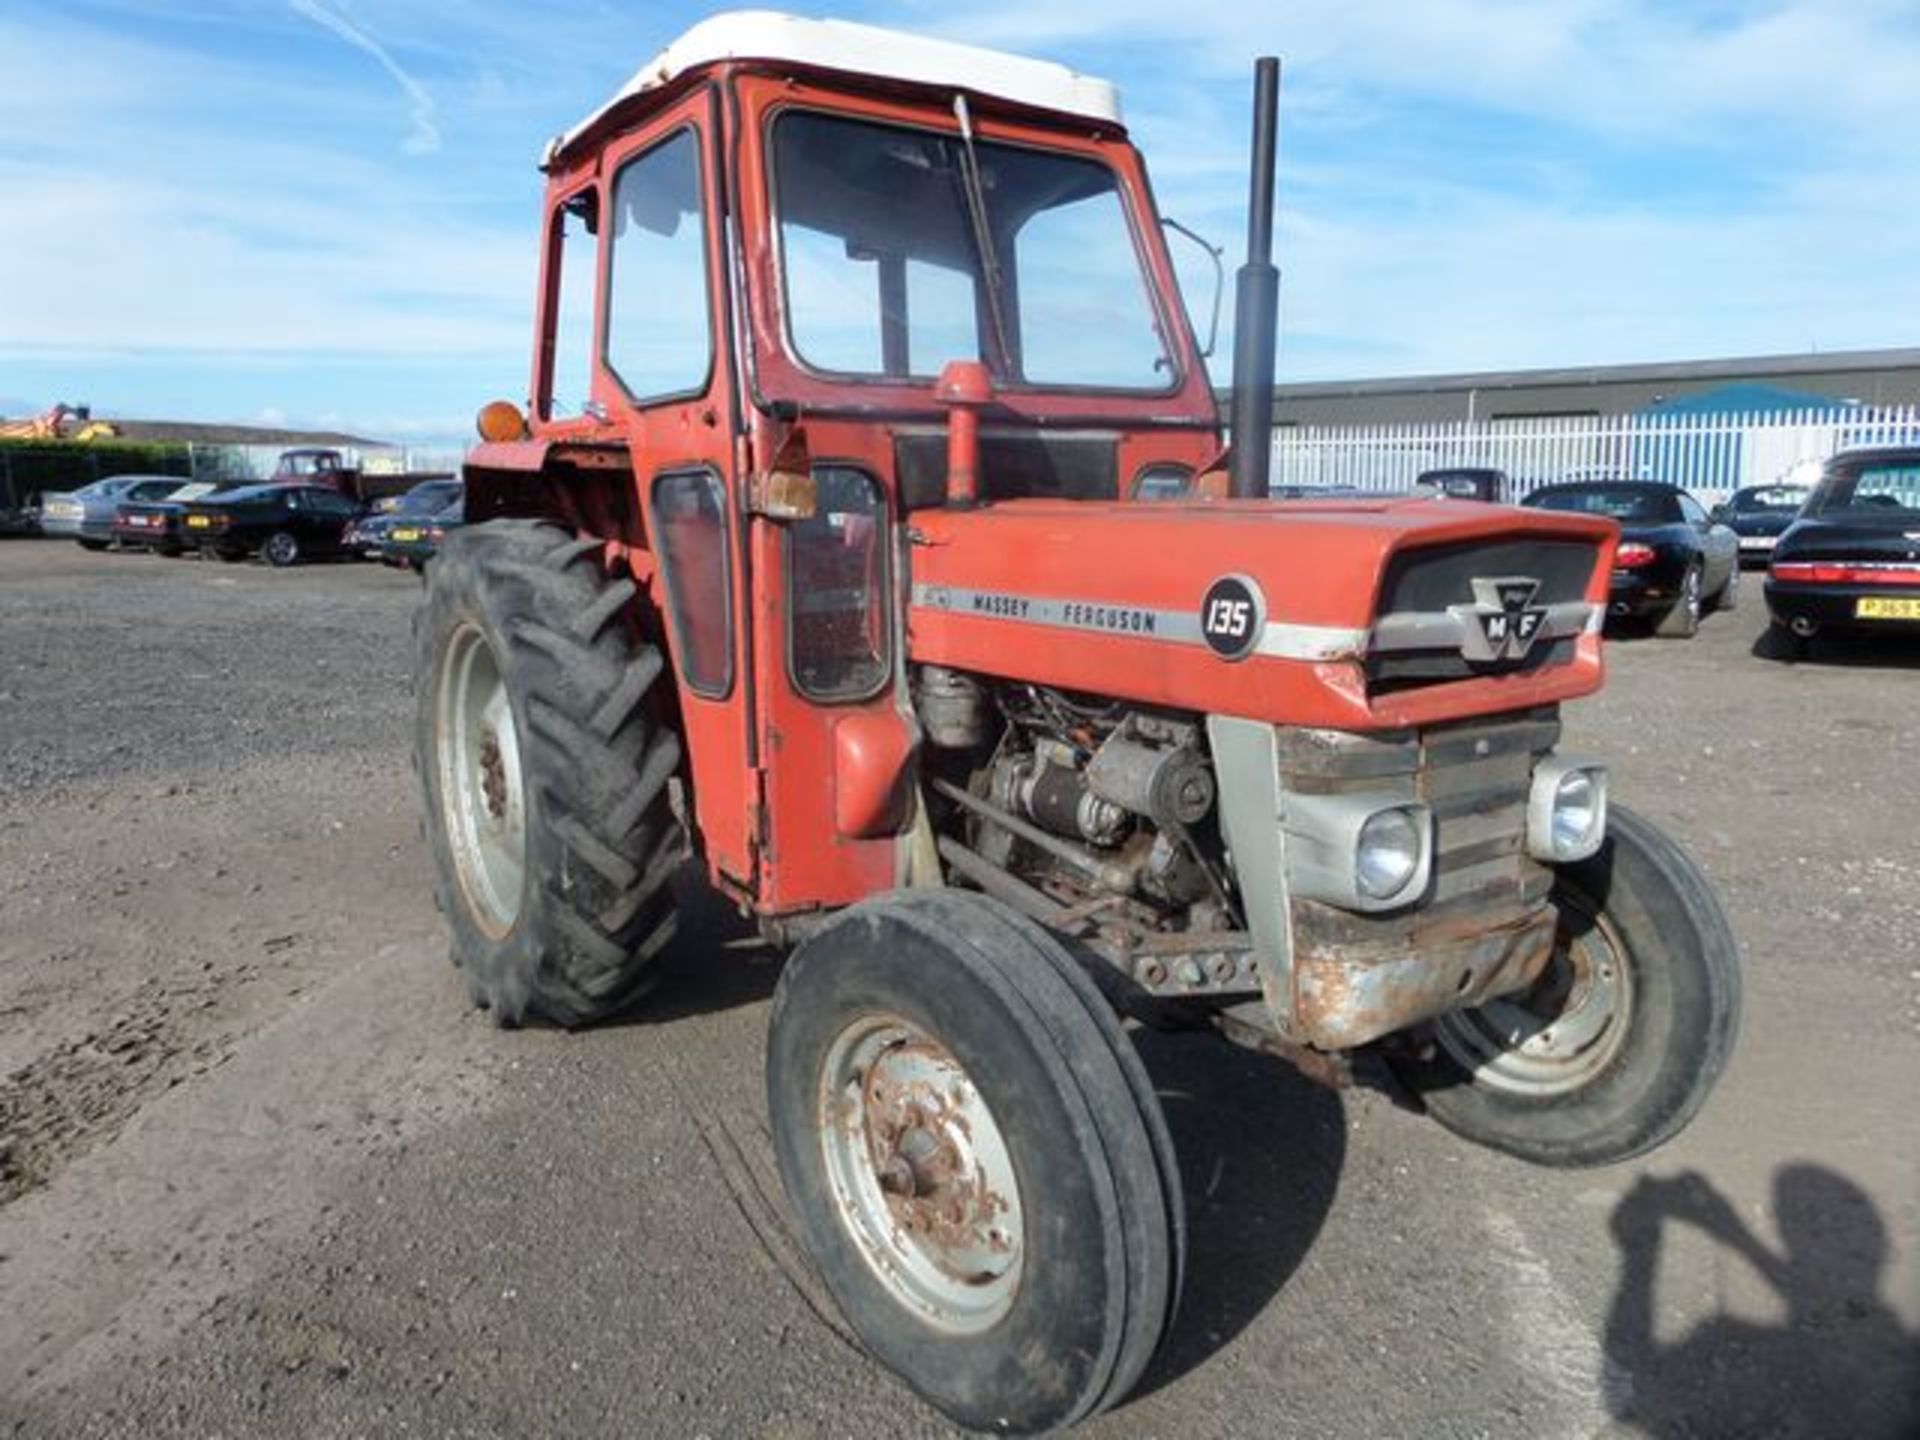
[547,9,1122,163]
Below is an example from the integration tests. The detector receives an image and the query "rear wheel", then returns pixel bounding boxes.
[1653,564,1703,638]
[767,891,1181,1435]
[414,519,685,1027]
[77,538,108,552]
[1397,805,1741,1167]
[263,530,301,567]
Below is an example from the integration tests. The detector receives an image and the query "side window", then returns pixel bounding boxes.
[542,189,600,420]
[605,129,711,402]
[1678,494,1708,526]
[652,469,732,697]
[787,467,888,701]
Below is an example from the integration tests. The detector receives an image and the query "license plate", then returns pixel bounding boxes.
[392,528,419,542]
[186,515,210,528]
[1856,596,1920,620]
[1738,537,1774,550]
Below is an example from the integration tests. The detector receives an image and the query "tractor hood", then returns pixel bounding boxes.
[905,496,1618,731]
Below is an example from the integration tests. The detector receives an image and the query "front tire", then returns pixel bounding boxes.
[767,892,1181,1435]
[1399,805,1741,1167]
[414,520,685,1027]
[1653,564,1703,638]
[1709,561,1739,612]
[264,530,301,567]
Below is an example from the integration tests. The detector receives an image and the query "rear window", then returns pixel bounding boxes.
[396,482,460,515]
[1526,486,1679,524]
[1731,486,1808,513]
[1813,460,1920,520]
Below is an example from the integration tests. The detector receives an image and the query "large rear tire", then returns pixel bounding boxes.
[414,519,685,1027]
[1398,805,1741,1167]
[766,891,1182,1435]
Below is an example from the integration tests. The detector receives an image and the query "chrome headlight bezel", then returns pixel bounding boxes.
[1528,756,1609,862]
[1282,791,1434,913]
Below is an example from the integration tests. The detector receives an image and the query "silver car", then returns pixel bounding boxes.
[36,475,188,549]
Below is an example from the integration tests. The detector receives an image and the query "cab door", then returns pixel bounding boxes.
[590,91,758,889]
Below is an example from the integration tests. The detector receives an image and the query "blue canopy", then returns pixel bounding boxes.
[1640,382,1856,417]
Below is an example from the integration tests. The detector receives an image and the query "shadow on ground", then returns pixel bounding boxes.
[1127,1029,1346,1397]
[1747,626,1920,669]
[1603,1163,1919,1439]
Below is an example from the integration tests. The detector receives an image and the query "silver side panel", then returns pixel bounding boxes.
[1205,715,1295,1025]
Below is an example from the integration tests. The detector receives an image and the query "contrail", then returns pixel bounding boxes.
[288,0,440,155]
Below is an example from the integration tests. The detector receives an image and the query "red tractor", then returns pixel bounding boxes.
[415,14,1740,1433]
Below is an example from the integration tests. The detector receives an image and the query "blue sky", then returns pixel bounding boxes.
[2,1,1917,442]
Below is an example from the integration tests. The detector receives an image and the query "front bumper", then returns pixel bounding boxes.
[1210,709,1571,1050]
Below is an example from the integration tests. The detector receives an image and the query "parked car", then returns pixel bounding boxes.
[1416,466,1508,502]
[343,478,462,559]
[1764,447,1920,654]
[177,483,365,566]
[112,480,250,556]
[380,496,465,571]
[37,475,188,549]
[1713,483,1811,565]
[1521,480,1739,637]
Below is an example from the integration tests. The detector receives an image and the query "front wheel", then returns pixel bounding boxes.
[1710,560,1739,612]
[1653,564,1703,638]
[767,892,1182,1435]
[263,530,301,567]
[1397,805,1741,1168]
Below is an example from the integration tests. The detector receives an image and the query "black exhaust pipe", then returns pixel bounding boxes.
[1227,56,1281,500]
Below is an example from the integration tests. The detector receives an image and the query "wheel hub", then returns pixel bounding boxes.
[437,624,526,937]
[1433,895,1633,1096]
[819,1017,1023,1333]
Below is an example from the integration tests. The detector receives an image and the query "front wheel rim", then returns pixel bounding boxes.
[818,1014,1024,1334]
[1434,894,1634,1096]
[269,534,297,564]
[437,623,526,936]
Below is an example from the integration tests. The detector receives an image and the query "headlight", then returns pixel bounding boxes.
[1528,757,1608,862]
[1281,791,1433,912]
[1356,807,1423,900]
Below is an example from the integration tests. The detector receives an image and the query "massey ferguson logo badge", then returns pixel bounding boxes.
[1200,574,1266,661]
[1455,576,1549,662]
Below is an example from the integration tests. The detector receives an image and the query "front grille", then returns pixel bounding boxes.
[1277,709,1561,1047]
[1367,538,1601,693]
[1380,539,1596,613]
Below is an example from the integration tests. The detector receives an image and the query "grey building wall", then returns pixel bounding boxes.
[1247,347,1920,427]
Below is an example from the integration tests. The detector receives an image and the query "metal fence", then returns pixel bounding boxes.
[1269,405,1920,504]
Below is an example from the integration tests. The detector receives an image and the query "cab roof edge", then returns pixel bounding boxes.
[544,9,1124,166]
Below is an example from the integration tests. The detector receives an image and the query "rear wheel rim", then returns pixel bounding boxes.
[1683,567,1701,622]
[268,533,298,565]
[818,1014,1024,1334]
[438,623,525,936]
[1433,892,1634,1096]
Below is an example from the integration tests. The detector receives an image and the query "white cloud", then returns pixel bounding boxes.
[287,0,441,155]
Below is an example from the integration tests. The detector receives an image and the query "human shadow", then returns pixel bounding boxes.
[1126,1028,1347,1396]
[1603,1165,1919,1439]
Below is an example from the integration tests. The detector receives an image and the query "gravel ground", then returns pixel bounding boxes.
[1,539,1915,1438]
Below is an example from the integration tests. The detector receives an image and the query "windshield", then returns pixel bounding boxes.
[771,110,1172,390]
[1811,458,1920,521]
[397,481,460,515]
[1732,486,1808,513]
[1527,486,1680,524]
